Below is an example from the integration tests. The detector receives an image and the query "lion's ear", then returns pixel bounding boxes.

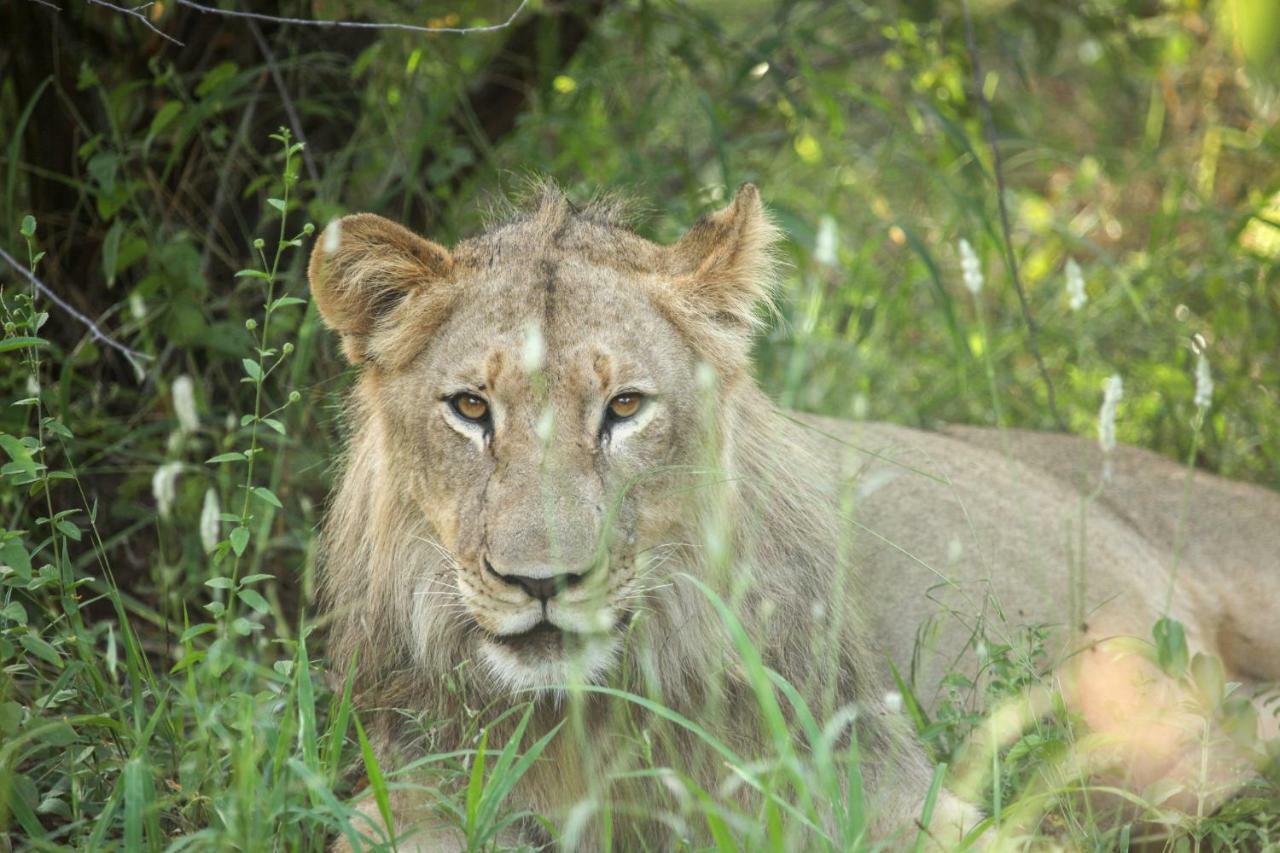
[669,183,780,332]
[308,213,453,364]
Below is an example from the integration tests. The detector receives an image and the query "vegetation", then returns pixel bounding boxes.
[1,0,1277,849]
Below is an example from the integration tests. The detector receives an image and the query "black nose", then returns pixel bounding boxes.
[485,559,586,602]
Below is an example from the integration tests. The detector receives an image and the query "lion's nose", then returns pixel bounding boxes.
[485,559,587,603]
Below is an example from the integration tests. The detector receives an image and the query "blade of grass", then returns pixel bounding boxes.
[354,713,396,848]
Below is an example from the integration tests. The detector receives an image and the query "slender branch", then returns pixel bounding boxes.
[25,0,63,10]
[172,0,530,34]
[246,20,320,186]
[86,0,184,45]
[959,0,1064,431]
[0,245,151,375]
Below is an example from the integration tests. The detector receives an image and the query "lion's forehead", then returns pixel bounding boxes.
[423,258,689,385]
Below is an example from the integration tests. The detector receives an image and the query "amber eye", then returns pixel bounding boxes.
[450,393,490,423]
[606,393,642,421]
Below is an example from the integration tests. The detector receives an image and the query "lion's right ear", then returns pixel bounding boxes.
[308,214,453,365]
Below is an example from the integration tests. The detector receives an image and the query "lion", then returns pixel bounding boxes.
[308,184,1279,850]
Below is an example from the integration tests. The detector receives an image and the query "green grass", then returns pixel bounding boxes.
[2,1,1279,849]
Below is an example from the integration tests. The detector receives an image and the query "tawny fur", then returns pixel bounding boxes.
[310,185,1279,851]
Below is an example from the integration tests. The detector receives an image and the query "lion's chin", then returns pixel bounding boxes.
[477,626,621,698]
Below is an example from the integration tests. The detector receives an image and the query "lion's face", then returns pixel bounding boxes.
[378,257,707,690]
[310,186,776,694]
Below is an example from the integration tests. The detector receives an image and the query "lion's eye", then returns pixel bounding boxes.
[450,393,490,423]
[606,393,642,421]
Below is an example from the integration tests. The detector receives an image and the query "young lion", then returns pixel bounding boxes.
[309,185,1279,850]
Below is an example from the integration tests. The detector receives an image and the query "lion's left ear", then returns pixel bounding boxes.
[668,183,780,333]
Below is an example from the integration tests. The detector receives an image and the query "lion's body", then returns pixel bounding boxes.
[310,187,1279,850]
[814,418,1280,701]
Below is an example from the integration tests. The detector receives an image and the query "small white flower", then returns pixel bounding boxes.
[1194,352,1213,411]
[25,374,39,397]
[883,691,903,713]
[814,216,839,267]
[129,292,147,320]
[151,461,183,519]
[1065,258,1086,311]
[200,488,221,553]
[172,375,199,433]
[321,219,342,255]
[958,238,983,295]
[1098,374,1123,481]
[521,322,546,374]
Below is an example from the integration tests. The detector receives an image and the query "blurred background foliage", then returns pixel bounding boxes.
[1,0,1278,684]
[0,0,1278,842]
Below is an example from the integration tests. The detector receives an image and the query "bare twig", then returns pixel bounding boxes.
[172,0,530,34]
[87,0,184,45]
[0,245,151,375]
[25,0,63,10]
[246,20,320,186]
[959,0,1065,431]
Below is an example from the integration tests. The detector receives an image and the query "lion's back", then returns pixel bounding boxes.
[787,415,1276,705]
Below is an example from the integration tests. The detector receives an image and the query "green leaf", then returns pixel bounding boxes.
[206,451,246,464]
[1,601,28,625]
[229,526,249,556]
[102,220,123,286]
[0,701,22,736]
[204,576,235,589]
[0,337,48,353]
[1189,652,1225,707]
[0,434,39,479]
[20,635,62,667]
[1153,616,1189,678]
[268,296,307,310]
[55,520,81,541]
[0,540,32,580]
[237,588,270,614]
[261,417,286,435]
[252,487,282,508]
[235,269,271,280]
[239,573,274,585]
[42,417,72,439]
[146,101,183,143]
[20,215,36,237]
[178,623,216,643]
[267,197,286,212]
[241,359,263,382]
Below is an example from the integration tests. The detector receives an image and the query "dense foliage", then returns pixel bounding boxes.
[1,0,1277,848]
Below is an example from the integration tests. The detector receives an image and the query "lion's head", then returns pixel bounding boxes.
[310,185,782,697]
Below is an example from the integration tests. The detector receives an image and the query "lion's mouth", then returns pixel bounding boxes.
[476,615,628,691]
[489,619,567,652]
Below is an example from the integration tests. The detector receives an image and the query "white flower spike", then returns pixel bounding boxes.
[172,375,199,433]
[959,238,983,296]
[1194,352,1213,411]
[1065,258,1086,311]
[1099,374,1123,481]
[200,488,221,553]
[152,461,183,520]
[814,216,839,267]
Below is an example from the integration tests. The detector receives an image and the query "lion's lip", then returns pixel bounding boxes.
[490,619,564,645]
